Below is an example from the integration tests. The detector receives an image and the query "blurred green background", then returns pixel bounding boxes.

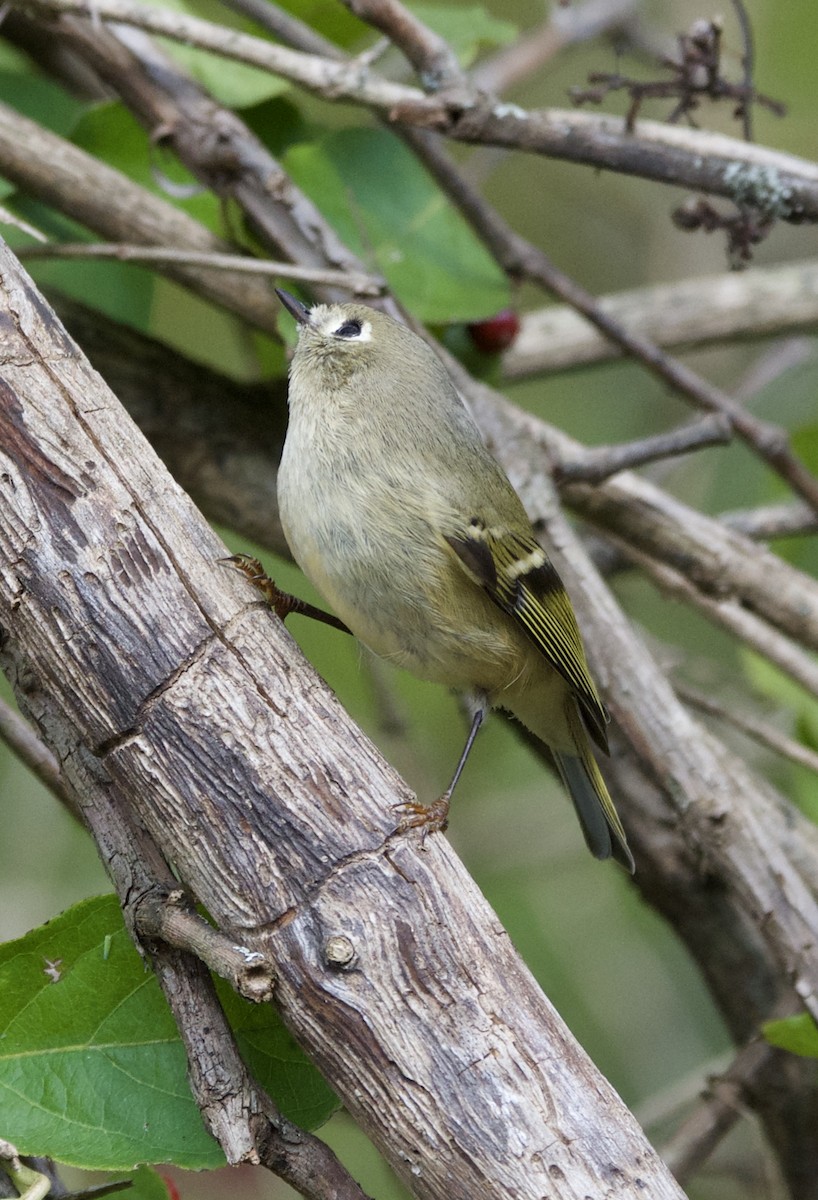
[2,0,817,1196]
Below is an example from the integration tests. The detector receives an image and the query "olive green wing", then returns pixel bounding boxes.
[445,519,609,750]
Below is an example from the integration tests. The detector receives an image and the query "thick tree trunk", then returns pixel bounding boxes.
[0,243,686,1197]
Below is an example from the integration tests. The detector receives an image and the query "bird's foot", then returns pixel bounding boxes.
[394,794,450,847]
[221,553,295,619]
[222,554,350,633]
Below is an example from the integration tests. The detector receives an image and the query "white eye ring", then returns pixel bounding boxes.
[335,319,363,339]
[329,317,373,343]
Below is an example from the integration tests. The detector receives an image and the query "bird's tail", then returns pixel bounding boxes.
[552,699,634,872]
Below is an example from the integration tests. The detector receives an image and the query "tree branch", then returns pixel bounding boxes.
[340,0,465,92]
[676,683,818,777]
[8,0,818,220]
[0,699,364,1198]
[553,415,731,485]
[501,258,818,378]
[0,99,279,333]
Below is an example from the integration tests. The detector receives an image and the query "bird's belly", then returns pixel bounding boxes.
[282,506,515,690]
[311,549,516,689]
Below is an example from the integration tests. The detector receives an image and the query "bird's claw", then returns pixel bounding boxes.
[393,795,451,847]
[221,554,294,620]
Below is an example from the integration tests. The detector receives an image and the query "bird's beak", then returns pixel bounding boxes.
[275,288,311,326]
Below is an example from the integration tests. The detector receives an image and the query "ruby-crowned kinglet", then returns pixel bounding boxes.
[275,289,633,871]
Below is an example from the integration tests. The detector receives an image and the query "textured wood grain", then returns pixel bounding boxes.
[0,240,685,1199]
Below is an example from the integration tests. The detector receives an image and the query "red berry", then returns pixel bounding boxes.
[467,308,520,353]
[159,1175,182,1200]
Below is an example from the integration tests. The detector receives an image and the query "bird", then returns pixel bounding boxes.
[271,288,633,871]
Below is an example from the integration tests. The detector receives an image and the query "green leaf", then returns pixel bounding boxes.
[793,421,818,464]
[215,975,339,1133]
[743,651,818,746]
[125,0,290,108]
[128,1165,174,1200]
[741,649,818,823]
[763,1013,818,1058]
[243,96,312,159]
[411,4,517,67]
[284,128,509,322]
[275,0,365,50]
[71,102,224,234]
[7,195,157,331]
[0,70,89,134]
[0,895,337,1170]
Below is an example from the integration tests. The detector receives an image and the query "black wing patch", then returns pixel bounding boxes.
[445,521,609,750]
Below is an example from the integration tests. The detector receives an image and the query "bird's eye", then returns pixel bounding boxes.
[335,320,363,339]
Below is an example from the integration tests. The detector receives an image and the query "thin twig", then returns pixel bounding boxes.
[134,888,278,1003]
[471,0,639,95]
[671,195,776,267]
[609,536,818,698]
[733,336,815,404]
[662,997,803,1187]
[720,500,818,541]
[570,15,783,135]
[340,0,465,92]
[581,496,817,580]
[221,0,335,56]
[18,242,385,293]
[661,1041,761,1184]
[0,202,49,240]
[730,0,755,142]
[554,416,731,485]
[0,695,77,815]
[676,682,818,776]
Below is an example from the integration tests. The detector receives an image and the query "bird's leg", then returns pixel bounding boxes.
[395,700,487,844]
[222,554,351,634]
